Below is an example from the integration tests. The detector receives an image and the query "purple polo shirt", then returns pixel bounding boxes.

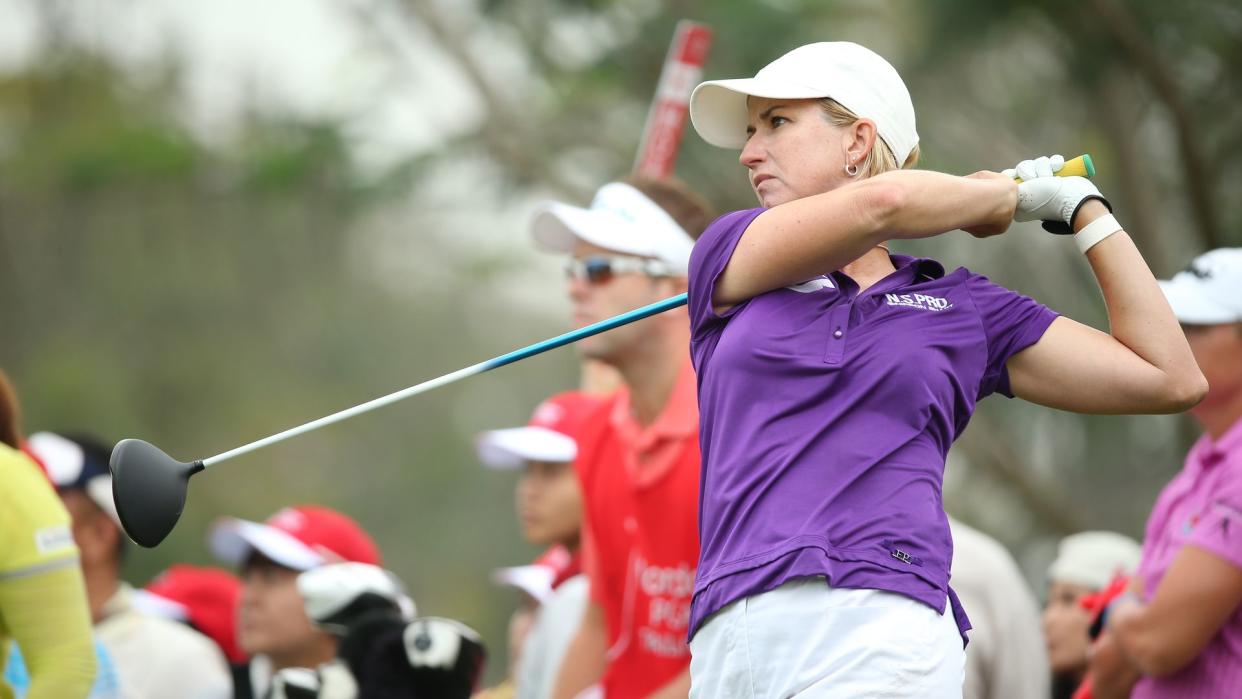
[686,208,1058,641]
[1132,416,1242,699]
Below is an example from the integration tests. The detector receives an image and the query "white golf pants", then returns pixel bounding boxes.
[689,577,965,698]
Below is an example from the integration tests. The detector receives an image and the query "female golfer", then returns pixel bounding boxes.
[682,41,1206,697]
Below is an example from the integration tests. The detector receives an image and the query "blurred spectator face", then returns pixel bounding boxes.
[1182,323,1242,416]
[60,489,121,570]
[516,459,582,547]
[1042,580,1095,673]
[567,241,675,364]
[238,554,334,665]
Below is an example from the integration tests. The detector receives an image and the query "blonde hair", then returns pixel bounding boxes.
[818,98,920,178]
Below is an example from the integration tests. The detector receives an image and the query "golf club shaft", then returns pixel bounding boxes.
[201,293,689,468]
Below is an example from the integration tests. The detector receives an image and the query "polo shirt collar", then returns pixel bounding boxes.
[1196,414,1242,468]
[830,253,946,297]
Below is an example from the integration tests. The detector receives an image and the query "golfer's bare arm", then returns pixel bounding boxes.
[552,599,608,699]
[1007,201,1207,413]
[1108,546,1242,676]
[712,171,1017,311]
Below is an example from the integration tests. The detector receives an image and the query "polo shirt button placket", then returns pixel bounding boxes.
[824,305,850,365]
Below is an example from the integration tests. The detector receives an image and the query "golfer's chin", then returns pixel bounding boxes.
[754,184,793,208]
[575,340,610,362]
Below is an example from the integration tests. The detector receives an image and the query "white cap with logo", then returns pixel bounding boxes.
[1159,248,1242,325]
[531,182,695,275]
[1048,531,1143,591]
[689,41,919,166]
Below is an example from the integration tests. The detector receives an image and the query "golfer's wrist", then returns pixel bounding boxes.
[1071,199,1111,232]
[1073,210,1124,255]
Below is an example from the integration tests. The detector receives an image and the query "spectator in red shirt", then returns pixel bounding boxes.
[530,177,715,699]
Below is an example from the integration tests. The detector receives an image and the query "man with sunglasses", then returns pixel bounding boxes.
[531,177,715,699]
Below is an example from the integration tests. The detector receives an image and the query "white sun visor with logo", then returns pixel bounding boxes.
[476,426,577,470]
[531,182,695,274]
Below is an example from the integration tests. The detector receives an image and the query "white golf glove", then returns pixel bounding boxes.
[1003,154,1110,233]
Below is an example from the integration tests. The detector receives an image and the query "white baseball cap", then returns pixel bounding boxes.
[476,391,601,470]
[1158,248,1242,325]
[690,41,919,165]
[1047,531,1142,591]
[28,431,121,526]
[531,182,695,274]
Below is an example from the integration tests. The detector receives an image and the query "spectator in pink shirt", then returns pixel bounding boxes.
[1092,248,1242,698]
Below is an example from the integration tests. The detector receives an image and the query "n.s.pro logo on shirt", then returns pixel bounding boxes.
[885,293,953,312]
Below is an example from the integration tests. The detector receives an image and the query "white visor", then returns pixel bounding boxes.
[531,182,695,274]
[491,564,556,605]
[476,426,577,470]
[210,518,325,571]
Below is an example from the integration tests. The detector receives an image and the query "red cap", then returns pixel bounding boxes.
[476,391,604,469]
[209,505,381,571]
[490,545,582,604]
[140,565,247,664]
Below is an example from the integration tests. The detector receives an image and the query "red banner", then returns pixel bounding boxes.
[633,21,714,178]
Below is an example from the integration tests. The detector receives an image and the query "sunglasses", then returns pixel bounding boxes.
[564,255,674,285]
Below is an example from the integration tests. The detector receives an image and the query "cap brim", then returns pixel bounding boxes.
[1160,278,1239,325]
[531,202,658,259]
[131,589,190,620]
[210,518,324,571]
[491,564,556,604]
[530,202,586,253]
[690,78,828,149]
[85,476,122,527]
[476,427,577,470]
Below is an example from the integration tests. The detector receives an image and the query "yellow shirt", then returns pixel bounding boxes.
[0,443,94,699]
[0,444,78,579]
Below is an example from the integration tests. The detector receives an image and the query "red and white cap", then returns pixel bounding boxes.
[475,391,602,470]
[1158,248,1242,325]
[491,546,576,605]
[209,505,381,572]
[135,564,247,663]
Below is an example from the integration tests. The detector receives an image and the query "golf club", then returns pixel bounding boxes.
[110,292,689,548]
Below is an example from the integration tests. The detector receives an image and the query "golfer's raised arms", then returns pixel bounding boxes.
[1005,211,1207,414]
[717,170,1017,310]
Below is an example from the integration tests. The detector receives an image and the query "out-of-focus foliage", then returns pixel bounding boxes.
[1,0,1238,682]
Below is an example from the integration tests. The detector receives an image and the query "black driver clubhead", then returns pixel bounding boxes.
[109,439,204,548]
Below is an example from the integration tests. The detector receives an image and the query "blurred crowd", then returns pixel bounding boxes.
[2,174,1239,699]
